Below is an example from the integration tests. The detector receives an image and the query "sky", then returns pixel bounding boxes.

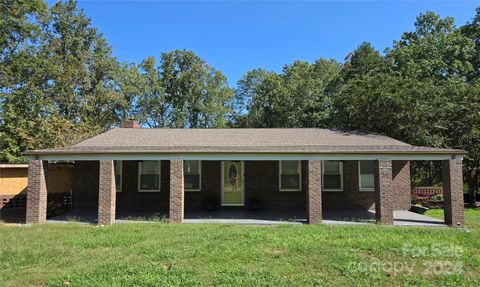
[70,0,479,85]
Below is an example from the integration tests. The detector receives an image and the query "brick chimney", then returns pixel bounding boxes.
[120,119,141,128]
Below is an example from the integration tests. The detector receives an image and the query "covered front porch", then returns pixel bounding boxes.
[24,157,464,228]
[46,209,445,227]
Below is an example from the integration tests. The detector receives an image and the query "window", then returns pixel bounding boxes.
[359,161,375,192]
[323,161,343,191]
[138,161,161,192]
[114,160,122,193]
[184,160,201,191]
[279,160,301,191]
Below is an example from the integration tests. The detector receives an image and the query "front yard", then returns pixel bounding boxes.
[1,209,479,287]
[426,208,480,229]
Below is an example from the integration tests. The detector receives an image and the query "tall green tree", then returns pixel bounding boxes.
[236,58,341,128]
[335,11,480,205]
[45,0,129,127]
[232,69,269,127]
[342,42,385,81]
[1,0,49,162]
[0,0,129,162]
[136,50,233,128]
[135,56,169,127]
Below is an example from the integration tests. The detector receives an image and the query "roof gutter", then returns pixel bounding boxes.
[24,151,465,161]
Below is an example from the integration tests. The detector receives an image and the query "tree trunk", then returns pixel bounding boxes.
[468,185,476,207]
[466,169,479,208]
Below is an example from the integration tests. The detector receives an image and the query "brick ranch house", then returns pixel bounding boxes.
[23,120,465,227]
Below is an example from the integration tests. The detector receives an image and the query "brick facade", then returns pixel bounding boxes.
[72,160,412,217]
[98,160,116,225]
[374,160,394,225]
[307,160,322,224]
[169,160,184,223]
[392,161,411,210]
[442,159,465,228]
[322,161,375,210]
[26,160,48,224]
[73,161,99,209]
[118,161,170,211]
[184,160,307,212]
[73,161,170,212]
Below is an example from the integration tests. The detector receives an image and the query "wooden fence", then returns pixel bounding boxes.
[412,186,443,197]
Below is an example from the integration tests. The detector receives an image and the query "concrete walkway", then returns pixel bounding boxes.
[322,210,445,227]
[47,209,446,227]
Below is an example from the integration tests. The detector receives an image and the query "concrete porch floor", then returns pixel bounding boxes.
[46,209,446,227]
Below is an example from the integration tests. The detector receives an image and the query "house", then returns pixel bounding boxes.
[23,120,465,227]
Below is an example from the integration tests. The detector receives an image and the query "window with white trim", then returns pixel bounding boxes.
[138,161,161,192]
[184,160,201,191]
[279,160,302,191]
[359,161,375,192]
[323,161,343,191]
[114,160,122,192]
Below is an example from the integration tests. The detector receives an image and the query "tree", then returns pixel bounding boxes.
[132,57,166,127]
[335,11,480,205]
[231,69,268,127]
[146,50,233,128]
[342,42,385,81]
[236,58,341,128]
[388,12,474,81]
[45,0,128,128]
[0,0,47,70]
[390,11,479,205]
[0,0,129,162]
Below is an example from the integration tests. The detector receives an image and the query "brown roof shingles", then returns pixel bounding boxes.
[24,128,464,155]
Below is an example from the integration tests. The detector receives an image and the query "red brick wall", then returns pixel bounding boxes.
[392,161,411,210]
[442,159,464,228]
[73,159,412,213]
[375,160,394,224]
[73,161,170,212]
[184,161,221,211]
[73,161,99,209]
[307,160,322,224]
[98,160,116,225]
[169,160,184,222]
[184,161,307,212]
[243,160,307,211]
[26,160,48,224]
[322,161,376,210]
[117,161,170,212]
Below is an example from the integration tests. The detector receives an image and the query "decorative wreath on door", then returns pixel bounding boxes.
[228,163,239,192]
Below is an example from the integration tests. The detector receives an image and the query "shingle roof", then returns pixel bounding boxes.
[24,128,464,155]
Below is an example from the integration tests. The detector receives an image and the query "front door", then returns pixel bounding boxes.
[221,161,244,206]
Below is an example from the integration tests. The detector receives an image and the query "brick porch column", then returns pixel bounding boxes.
[98,160,116,225]
[442,159,464,228]
[374,159,394,225]
[169,159,184,223]
[307,160,322,224]
[26,160,48,224]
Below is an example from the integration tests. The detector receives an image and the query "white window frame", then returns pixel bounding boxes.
[115,160,122,193]
[184,160,201,192]
[322,161,344,192]
[358,161,375,192]
[137,160,161,192]
[279,160,302,192]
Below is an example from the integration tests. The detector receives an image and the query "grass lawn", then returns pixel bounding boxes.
[426,208,480,229]
[0,212,479,287]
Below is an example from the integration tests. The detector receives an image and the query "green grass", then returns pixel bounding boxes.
[1,213,480,287]
[426,208,480,229]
